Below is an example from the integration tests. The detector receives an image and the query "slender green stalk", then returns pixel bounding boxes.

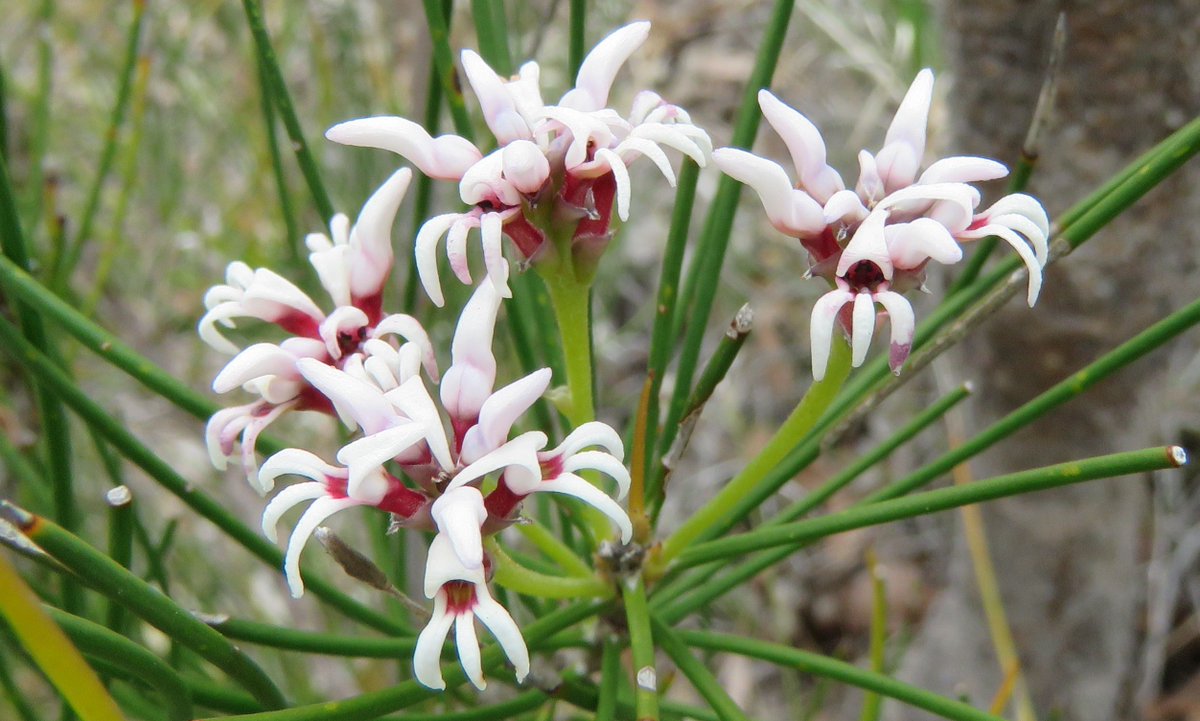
[255,50,301,264]
[184,676,262,715]
[0,549,126,721]
[194,600,606,721]
[0,316,403,635]
[595,635,621,721]
[657,337,850,566]
[643,160,700,496]
[423,0,475,141]
[859,550,887,721]
[568,0,586,78]
[515,521,592,577]
[104,486,134,633]
[0,61,8,161]
[383,690,547,720]
[4,505,286,710]
[623,578,660,721]
[404,40,445,310]
[651,616,751,721]
[471,0,513,75]
[682,630,1004,721]
[660,0,795,456]
[47,606,192,721]
[677,446,1184,568]
[213,617,416,657]
[57,0,146,291]
[545,273,595,425]
[241,0,335,221]
[0,646,40,721]
[23,0,53,230]
[0,139,79,614]
[486,538,609,598]
[870,294,1200,504]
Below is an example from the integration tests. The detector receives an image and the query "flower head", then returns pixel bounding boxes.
[326,22,711,305]
[714,71,1049,378]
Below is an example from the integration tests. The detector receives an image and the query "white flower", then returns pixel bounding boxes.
[714,70,1050,378]
[326,21,711,305]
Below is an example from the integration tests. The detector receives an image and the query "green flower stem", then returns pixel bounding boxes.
[859,550,887,721]
[184,676,262,715]
[515,521,593,577]
[471,0,513,75]
[194,600,607,721]
[650,615,751,721]
[422,0,475,142]
[22,0,53,229]
[568,0,586,78]
[642,160,700,498]
[660,0,795,459]
[241,0,335,221]
[681,629,1005,721]
[0,139,80,614]
[104,486,135,633]
[56,0,146,291]
[46,606,193,721]
[623,578,660,721]
[255,49,301,266]
[677,446,1184,569]
[656,336,851,566]
[404,55,443,310]
[0,549,125,721]
[554,673,725,721]
[4,505,286,710]
[0,316,404,635]
[486,538,610,598]
[382,690,546,720]
[869,293,1200,504]
[595,635,622,721]
[545,273,595,426]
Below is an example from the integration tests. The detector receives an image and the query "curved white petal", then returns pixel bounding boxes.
[284,496,364,598]
[239,401,295,487]
[480,212,511,298]
[446,216,478,286]
[969,224,1043,306]
[630,123,707,165]
[596,148,631,222]
[917,156,1007,186]
[502,140,550,194]
[882,68,934,164]
[758,89,843,202]
[373,314,439,382]
[547,421,625,460]
[823,189,870,226]
[980,193,1049,237]
[348,168,411,298]
[459,368,552,464]
[318,305,369,360]
[615,136,676,186]
[461,50,533,144]
[415,213,460,307]
[837,210,893,279]
[810,288,853,381]
[431,486,488,571]
[384,376,454,471]
[449,431,547,493]
[441,279,501,422]
[560,21,650,111]
[213,343,299,394]
[297,358,395,434]
[326,116,480,180]
[712,148,824,236]
[539,473,633,543]
[424,533,487,597]
[562,451,631,501]
[413,592,454,690]
[259,448,343,489]
[851,291,877,367]
[337,424,429,499]
[474,592,530,683]
[982,212,1048,266]
[261,481,327,543]
[873,291,915,374]
[886,217,963,269]
[455,611,485,690]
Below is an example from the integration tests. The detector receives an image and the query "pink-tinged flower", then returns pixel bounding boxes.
[713,71,1049,377]
[326,21,711,306]
[201,169,441,486]
[415,495,529,691]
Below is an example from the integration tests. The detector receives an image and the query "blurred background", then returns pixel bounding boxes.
[2,1,1199,719]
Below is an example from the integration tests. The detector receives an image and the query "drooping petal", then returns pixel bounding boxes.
[238,401,296,486]
[261,481,328,542]
[712,148,825,237]
[823,189,870,226]
[325,116,481,180]
[372,314,439,382]
[474,590,530,683]
[545,421,625,460]
[430,486,488,571]
[456,611,486,690]
[446,215,479,286]
[917,156,1007,186]
[424,532,487,597]
[205,404,255,470]
[810,287,854,381]
[441,279,501,423]
[449,431,547,493]
[413,592,455,690]
[337,424,430,499]
[415,213,461,307]
[212,343,300,394]
[873,290,915,374]
[985,213,1048,266]
[962,224,1043,306]
[595,148,631,222]
[758,89,844,203]
[459,368,553,464]
[297,358,395,434]
[480,212,512,298]
[614,136,675,185]
[560,21,651,111]
[886,217,963,269]
[978,193,1050,238]
[562,451,631,500]
[538,472,633,543]
[284,495,365,598]
[850,291,877,368]
[259,448,345,491]
[384,376,454,471]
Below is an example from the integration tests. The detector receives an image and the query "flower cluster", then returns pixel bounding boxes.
[326,21,711,305]
[714,70,1049,379]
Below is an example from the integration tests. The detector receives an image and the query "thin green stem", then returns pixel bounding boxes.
[545,274,595,426]
[255,50,301,265]
[657,337,851,566]
[486,538,609,598]
[623,578,659,721]
[0,550,125,721]
[22,0,53,231]
[104,486,135,633]
[184,676,262,715]
[0,316,404,635]
[677,446,1184,568]
[651,616,751,721]
[661,0,795,456]
[57,0,146,291]
[568,0,586,78]
[47,606,193,721]
[5,505,286,710]
[595,635,621,721]
[515,521,592,577]
[0,646,41,721]
[682,630,1004,721]
[241,0,335,222]
[859,550,887,721]
[423,0,475,141]
[213,617,414,657]
[471,0,513,75]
